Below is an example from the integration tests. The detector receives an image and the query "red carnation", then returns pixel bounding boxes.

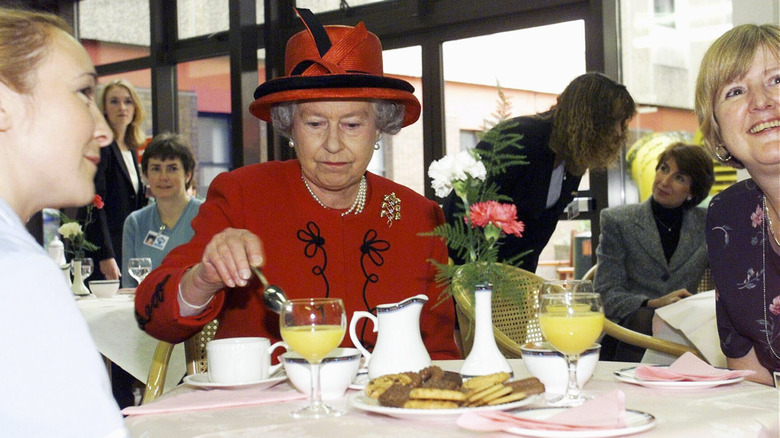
[93,194,104,209]
[467,201,524,237]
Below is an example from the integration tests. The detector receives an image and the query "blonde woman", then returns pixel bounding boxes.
[80,79,147,282]
[696,23,780,385]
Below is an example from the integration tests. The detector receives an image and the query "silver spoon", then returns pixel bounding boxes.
[250,266,287,314]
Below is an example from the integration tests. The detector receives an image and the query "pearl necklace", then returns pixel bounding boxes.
[302,174,367,217]
[762,195,780,360]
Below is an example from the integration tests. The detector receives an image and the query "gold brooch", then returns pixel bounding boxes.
[380,193,401,227]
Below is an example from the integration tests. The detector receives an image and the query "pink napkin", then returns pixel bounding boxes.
[456,390,627,432]
[121,385,307,416]
[634,352,755,381]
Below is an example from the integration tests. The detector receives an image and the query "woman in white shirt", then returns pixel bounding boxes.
[0,8,127,437]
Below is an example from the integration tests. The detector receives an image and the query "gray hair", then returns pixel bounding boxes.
[270,100,405,138]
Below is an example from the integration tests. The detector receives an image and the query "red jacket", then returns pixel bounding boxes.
[135,160,459,360]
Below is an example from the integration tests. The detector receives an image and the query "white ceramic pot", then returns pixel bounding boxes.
[282,347,361,400]
[520,341,600,396]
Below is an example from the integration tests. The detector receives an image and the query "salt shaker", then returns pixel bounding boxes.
[47,235,66,266]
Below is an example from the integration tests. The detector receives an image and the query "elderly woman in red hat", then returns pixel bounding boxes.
[135,9,460,360]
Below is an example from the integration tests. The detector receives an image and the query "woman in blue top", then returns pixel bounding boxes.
[122,132,202,287]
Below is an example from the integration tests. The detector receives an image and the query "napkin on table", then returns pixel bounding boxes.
[456,390,627,432]
[122,385,307,416]
[634,352,755,381]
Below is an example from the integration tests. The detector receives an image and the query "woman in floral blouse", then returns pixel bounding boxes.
[695,23,780,385]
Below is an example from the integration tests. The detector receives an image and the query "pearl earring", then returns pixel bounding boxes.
[288,138,295,148]
[374,141,380,150]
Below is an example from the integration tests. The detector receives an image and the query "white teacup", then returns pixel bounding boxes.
[206,337,287,384]
[282,347,361,400]
[520,341,600,396]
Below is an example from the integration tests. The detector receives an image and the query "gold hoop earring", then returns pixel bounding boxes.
[714,144,732,162]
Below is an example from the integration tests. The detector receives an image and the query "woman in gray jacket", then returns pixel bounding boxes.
[595,142,714,361]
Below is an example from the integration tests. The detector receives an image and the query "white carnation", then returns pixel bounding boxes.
[58,222,82,239]
[428,151,486,198]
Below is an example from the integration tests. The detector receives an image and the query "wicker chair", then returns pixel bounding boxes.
[141,319,219,404]
[453,263,546,358]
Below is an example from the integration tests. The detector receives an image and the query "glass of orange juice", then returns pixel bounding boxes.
[539,290,604,406]
[280,297,346,418]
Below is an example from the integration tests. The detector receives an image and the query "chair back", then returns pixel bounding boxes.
[453,263,545,358]
[141,319,218,404]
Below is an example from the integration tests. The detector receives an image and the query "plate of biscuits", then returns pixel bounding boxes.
[349,367,544,421]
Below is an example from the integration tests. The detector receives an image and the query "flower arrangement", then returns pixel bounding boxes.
[58,194,103,260]
[426,119,529,298]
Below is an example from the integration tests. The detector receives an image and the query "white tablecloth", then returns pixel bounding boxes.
[125,359,778,437]
[642,290,727,367]
[78,295,186,391]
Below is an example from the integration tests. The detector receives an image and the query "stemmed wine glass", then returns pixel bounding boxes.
[538,285,604,407]
[539,279,594,295]
[280,298,346,419]
[71,257,94,279]
[127,257,153,285]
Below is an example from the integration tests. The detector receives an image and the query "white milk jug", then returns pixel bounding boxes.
[349,294,432,379]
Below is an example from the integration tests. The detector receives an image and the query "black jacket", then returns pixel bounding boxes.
[79,141,146,279]
[442,112,581,272]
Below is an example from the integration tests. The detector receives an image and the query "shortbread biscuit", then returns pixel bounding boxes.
[466,382,506,402]
[487,391,533,406]
[461,372,511,392]
[468,385,512,406]
[403,400,459,409]
[409,388,466,402]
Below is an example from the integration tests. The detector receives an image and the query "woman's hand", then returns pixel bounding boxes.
[647,288,692,308]
[180,228,265,306]
[99,258,121,280]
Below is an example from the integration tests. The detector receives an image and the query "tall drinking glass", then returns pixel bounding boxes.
[280,298,346,418]
[538,290,604,406]
[128,257,153,285]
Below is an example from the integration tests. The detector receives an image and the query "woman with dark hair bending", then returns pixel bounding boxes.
[442,72,637,271]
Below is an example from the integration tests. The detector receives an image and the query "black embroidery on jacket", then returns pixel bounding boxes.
[356,229,390,344]
[136,274,170,331]
[297,221,329,296]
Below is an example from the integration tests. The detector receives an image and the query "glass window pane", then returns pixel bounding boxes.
[295,0,391,14]
[443,21,585,156]
[79,0,150,64]
[618,0,736,207]
[177,0,230,39]
[178,57,233,196]
[380,46,424,195]
[443,21,587,275]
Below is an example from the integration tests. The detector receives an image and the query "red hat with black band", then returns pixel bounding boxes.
[249,8,421,127]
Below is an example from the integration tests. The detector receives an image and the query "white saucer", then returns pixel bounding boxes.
[348,372,369,390]
[614,366,744,389]
[502,408,656,437]
[183,373,286,390]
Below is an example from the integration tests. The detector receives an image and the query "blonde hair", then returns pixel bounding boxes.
[694,24,780,169]
[547,72,636,176]
[99,79,147,150]
[0,8,71,94]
